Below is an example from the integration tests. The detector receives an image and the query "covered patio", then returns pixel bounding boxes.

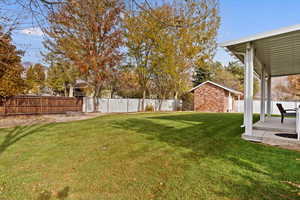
[221,24,300,145]
[251,118,299,146]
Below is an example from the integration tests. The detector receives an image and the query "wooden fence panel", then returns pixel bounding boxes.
[0,96,83,116]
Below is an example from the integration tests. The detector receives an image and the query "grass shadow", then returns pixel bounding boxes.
[111,113,300,199]
[0,123,53,156]
[112,113,248,158]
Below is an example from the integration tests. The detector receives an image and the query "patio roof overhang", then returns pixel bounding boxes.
[220,24,300,138]
[220,24,300,77]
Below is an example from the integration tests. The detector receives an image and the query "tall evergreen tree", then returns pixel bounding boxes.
[193,67,211,86]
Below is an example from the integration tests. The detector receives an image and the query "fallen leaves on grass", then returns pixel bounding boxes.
[282,181,300,188]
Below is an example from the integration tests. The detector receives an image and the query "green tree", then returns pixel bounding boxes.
[44,51,79,96]
[46,64,67,96]
[209,61,259,95]
[212,65,239,90]
[26,64,46,95]
[225,61,244,90]
[193,67,211,86]
[225,61,259,94]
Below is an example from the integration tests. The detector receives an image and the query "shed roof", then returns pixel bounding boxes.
[189,80,243,95]
[220,24,300,77]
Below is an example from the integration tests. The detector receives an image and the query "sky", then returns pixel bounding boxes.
[9,0,300,65]
[215,0,300,65]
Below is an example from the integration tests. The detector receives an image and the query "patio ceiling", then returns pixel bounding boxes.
[221,24,300,77]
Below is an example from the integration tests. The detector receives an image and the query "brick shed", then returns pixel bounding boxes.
[190,81,243,113]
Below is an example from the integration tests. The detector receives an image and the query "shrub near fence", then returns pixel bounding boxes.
[0,96,83,116]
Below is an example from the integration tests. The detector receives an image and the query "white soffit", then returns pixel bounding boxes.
[220,24,300,77]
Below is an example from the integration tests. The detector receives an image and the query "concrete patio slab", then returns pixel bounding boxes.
[242,117,300,147]
[253,117,296,133]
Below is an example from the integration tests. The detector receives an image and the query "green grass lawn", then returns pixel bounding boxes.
[1,112,300,200]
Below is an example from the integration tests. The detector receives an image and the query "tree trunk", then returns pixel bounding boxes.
[64,84,68,97]
[159,95,165,111]
[69,85,74,97]
[142,89,146,111]
[93,95,98,112]
[174,92,178,111]
[110,89,115,99]
[174,91,178,100]
[93,84,102,112]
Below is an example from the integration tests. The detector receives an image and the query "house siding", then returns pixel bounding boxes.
[194,82,228,112]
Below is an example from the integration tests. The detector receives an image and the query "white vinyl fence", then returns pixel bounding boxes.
[83,97,182,113]
[237,100,300,115]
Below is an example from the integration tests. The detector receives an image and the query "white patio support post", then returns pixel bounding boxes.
[242,54,247,127]
[266,75,272,118]
[244,43,254,136]
[260,67,266,122]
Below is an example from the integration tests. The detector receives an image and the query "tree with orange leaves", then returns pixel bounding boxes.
[0,26,26,97]
[287,75,300,100]
[45,0,124,111]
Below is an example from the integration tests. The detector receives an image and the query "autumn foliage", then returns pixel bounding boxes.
[123,0,220,104]
[0,26,26,97]
[46,0,124,96]
[288,75,300,98]
[25,64,46,95]
[44,0,124,109]
[1,0,222,104]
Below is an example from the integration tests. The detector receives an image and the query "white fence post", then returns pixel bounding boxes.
[107,99,109,113]
[127,98,129,112]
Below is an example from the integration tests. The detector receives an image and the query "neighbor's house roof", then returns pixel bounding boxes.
[189,80,243,95]
[220,24,300,77]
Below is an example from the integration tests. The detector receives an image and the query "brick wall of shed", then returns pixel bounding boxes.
[193,82,228,112]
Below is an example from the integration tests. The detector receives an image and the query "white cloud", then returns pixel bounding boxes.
[20,27,44,36]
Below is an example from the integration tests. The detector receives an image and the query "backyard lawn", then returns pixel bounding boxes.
[1,112,300,200]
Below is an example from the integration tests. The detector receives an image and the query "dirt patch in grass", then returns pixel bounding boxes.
[277,144,300,152]
[0,112,104,128]
[260,140,300,152]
